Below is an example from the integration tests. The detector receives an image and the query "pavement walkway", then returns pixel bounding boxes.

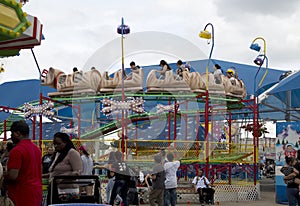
[141,192,281,206]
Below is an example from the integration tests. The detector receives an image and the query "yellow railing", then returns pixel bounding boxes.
[20,139,256,164]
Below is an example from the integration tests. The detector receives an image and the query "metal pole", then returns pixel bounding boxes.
[3,120,6,141]
[250,37,267,185]
[121,17,125,156]
[31,48,43,148]
[39,93,42,149]
[201,23,214,177]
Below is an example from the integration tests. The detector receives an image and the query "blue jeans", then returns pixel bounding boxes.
[106,177,115,203]
[286,187,300,206]
[109,179,129,206]
[164,188,177,206]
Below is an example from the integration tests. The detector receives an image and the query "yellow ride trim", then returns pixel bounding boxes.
[0,3,20,29]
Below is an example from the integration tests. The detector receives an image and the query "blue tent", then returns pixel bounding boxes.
[259,70,300,121]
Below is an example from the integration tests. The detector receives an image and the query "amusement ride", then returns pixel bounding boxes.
[0,2,272,203]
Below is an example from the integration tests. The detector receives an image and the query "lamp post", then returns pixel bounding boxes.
[199,23,214,90]
[199,23,214,176]
[117,18,130,155]
[250,37,268,96]
[249,37,268,185]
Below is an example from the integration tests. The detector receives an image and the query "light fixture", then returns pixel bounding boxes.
[156,104,179,114]
[0,63,4,73]
[199,23,214,61]
[249,37,268,92]
[117,24,130,35]
[253,54,265,66]
[23,101,54,119]
[199,30,211,39]
[101,97,144,115]
[250,43,261,52]
[199,23,214,92]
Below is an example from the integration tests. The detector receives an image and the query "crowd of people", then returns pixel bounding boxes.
[99,148,181,206]
[0,121,95,206]
[0,120,217,206]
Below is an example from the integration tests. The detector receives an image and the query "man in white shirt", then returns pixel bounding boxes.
[192,168,213,206]
[164,152,180,206]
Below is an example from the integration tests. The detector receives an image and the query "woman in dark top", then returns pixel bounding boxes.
[158,60,172,79]
[284,156,300,206]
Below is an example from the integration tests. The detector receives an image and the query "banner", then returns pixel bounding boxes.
[275,122,300,204]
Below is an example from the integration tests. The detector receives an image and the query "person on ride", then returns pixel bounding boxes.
[213,64,223,84]
[226,68,236,85]
[158,60,172,80]
[126,61,140,80]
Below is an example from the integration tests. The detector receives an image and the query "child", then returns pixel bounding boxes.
[280,164,298,184]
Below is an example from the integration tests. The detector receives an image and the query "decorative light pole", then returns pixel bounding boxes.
[117,18,130,155]
[199,23,214,176]
[250,37,268,96]
[249,36,268,185]
[199,23,214,90]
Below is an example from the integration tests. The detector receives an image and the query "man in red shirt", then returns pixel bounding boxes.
[6,120,42,206]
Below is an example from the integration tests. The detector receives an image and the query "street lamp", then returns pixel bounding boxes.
[250,37,268,96]
[199,23,214,176]
[117,18,130,155]
[199,23,214,90]
[249,36,268,185]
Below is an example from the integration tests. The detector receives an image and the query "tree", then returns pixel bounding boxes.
[276,139,280,145]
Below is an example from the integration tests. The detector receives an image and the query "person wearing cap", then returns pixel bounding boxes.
[226,68,236,85]
[213,64,223,84]
[5,120,42,206]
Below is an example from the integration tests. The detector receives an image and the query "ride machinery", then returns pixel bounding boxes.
[34,59,259,185]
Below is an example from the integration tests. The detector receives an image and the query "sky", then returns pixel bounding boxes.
[1,0,300,83]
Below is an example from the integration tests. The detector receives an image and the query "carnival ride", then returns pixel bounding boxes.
[0,59,258,184]
[34,63,256,186]
[0,13,271,202]
[41,67,246,98]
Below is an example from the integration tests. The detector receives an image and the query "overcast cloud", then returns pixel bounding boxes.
[1,0,300,83]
